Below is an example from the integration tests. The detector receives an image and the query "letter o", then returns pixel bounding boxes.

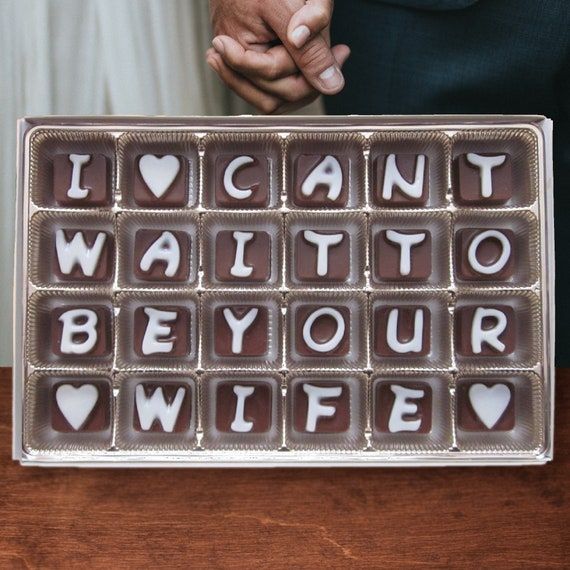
[302,307,346,353]
[467,230,511,275]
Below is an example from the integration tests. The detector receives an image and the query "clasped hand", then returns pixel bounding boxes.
[207,0,349,114]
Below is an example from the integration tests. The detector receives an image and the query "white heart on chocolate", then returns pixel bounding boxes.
[468,383,511,430]
[139,154,181,199]
[55,384,99,431]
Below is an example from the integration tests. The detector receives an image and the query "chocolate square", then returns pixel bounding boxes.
[133,154,189,207]
[374,230,432,282]
[215,381,273,433]
[50,305,112,358]
[455,228,515,281]
[51,379,111,432]
[133,382,193,433]
[53,229,114,282]
[453,153,513,206]
[455,305,516,357]
[374,381,433,434]
[373,154,429,207]
[133,229,191,282]
[214,155,270,208]
[293,380,350,433]
[295,305,350,357]
[295,230,349,282]
[52,154,111,207]
[374,306,431,357]
[214,306,269,357]
[457,381,515,431]
[133,306,191,357]
[215,230,271,282]
[292,155,348,208]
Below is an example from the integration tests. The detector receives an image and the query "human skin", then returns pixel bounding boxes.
[207,0,349,113]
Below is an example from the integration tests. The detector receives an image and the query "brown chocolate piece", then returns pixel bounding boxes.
[52,154,111,207]
[53,229,114,282]
[50,305,112,357]
[292,155,348,208]
[214,306,269,357]
[374,381,433,434]
[455,305,516,357]
[133,306,191,357]
[455,228,515,281]
[133,229,190,282]
[133,154,188,207]
[293,381,350,433]
[133,382,192,433]
[215,230,271,282]
[214,155,270,208]
[295,305,350,357]
[373,154,429,207]
[51,379,111,432]
[374,306,431,357]
[453,153,513,206]
[215,381,272,433]
[457,381,515,431]
[294,230,349,282]
[374,230,432,282]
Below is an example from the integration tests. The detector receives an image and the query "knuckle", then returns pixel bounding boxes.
[313,6,331,27]
[258,98,279,114]
[298,42,333,74]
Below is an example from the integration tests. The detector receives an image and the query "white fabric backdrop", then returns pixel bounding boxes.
[0,0,321,364]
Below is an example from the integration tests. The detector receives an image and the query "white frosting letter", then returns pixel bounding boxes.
[224,156,255,200]
[466,153,507,199]
[135,385,186,433]
[302,307,346,353]
[303,230,344,276]
[142,307,178,355]
[55,229,107,277]
[382,154,426,200]
[230,231,255,278]
[385,230,426,276]
[301,155,343,201]
[66,154,91,199]
[223,308,259,354]
[230,385,255,432]
[139,231,181,277]
[388,385,425,433]
[471,307,507,354]
[467,230,511,275]
[303,383,342,433]
[59,308,98,354]
[386,308,424,354]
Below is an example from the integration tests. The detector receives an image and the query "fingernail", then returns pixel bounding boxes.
[212,37,225,54]
[318,65,344,91]
[290,25,310,48]
[206,56,219,72]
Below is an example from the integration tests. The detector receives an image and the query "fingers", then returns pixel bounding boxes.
[211,35,298,80]
[262,2,345,95]
[206,50,283,114]
[288,0,333,48]
[246,43,350,101]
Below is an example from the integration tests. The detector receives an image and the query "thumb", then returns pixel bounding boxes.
[287,0,333,48]
[265,0,344,95]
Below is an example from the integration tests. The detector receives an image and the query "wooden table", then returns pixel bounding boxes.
[1,367,567,568]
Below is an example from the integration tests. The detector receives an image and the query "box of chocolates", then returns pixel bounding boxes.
[13,115,554,466]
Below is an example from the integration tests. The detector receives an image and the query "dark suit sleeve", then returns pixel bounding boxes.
[374,0,479,9]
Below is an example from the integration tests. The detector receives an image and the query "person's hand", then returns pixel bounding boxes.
[207,0,349,114]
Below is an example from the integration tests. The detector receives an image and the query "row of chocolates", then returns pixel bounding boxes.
[29,211,538,288]
[25,371,541,452]
[27,290,539,370]
[30,130,537,210]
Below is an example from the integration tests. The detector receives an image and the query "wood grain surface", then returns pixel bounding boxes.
[1,367,567,569]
